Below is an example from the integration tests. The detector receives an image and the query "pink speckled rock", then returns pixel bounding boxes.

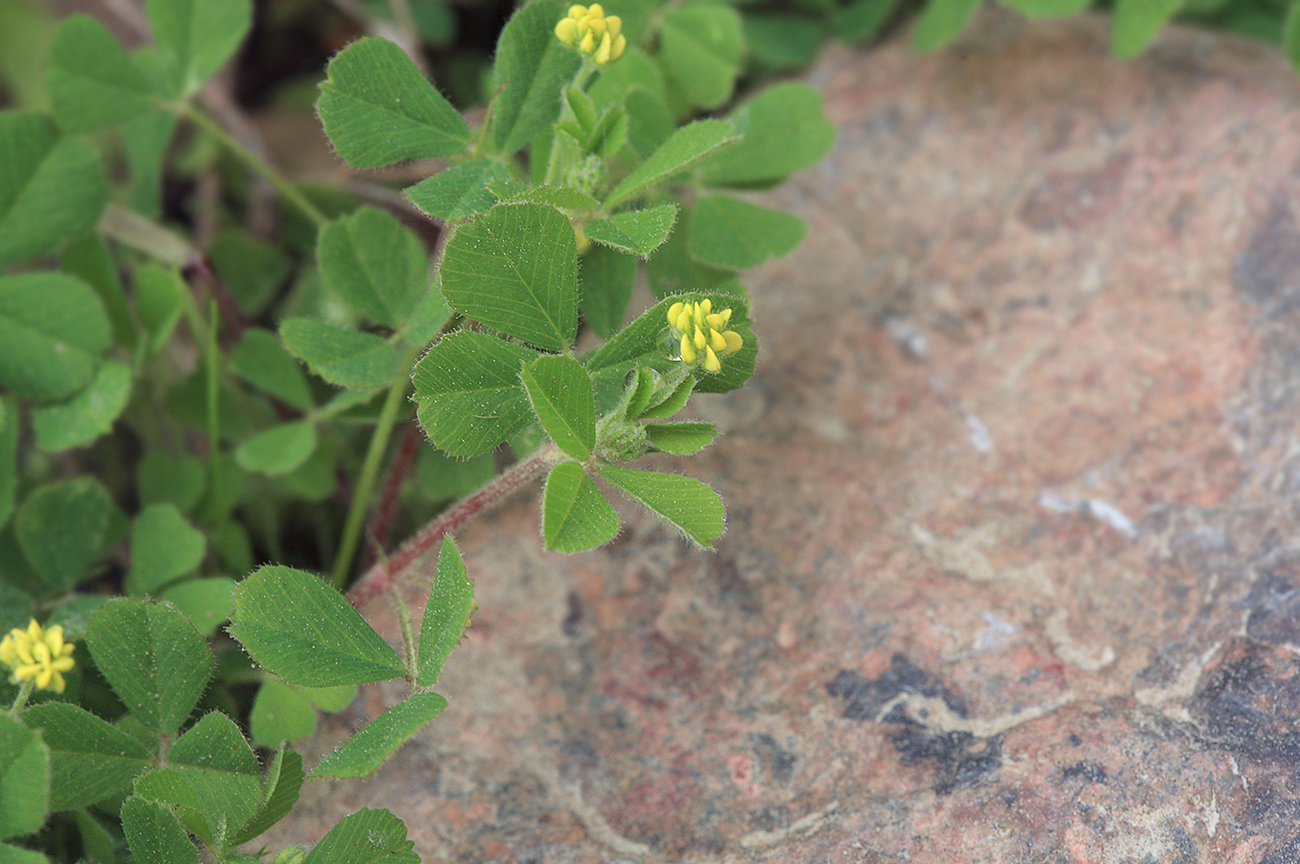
[265,12,1300,863]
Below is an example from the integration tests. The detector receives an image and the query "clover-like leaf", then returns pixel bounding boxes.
[417,537,473,688]
[520,355,595,461]
[440,203,578,351]
[543,461,620,552]
[318,36,471,168]
[228,566,406,687]
[598,465,724,549]
[411,331,538,459]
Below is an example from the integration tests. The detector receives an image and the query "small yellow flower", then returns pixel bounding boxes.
[1,619,76,694]
[555,4,627,66]
[667,299,743,373]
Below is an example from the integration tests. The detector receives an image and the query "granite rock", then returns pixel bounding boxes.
[264,12,1300,862]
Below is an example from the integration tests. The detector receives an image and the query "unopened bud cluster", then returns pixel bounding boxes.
[555,4,627,65]
[667,299,743,373]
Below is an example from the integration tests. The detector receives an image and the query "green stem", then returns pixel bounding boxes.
[8,680,33,715]
[178,289,222,522]
[331,345,421,589]
[177,103,329,229]
[205,301,222,525]
[544,59,599,187]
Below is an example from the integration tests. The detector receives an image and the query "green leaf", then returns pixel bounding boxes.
[835,0,907,42]
[0,398,15,529]
[645,421,717,455]
[318,207,428,328]
[488,0,582,154]
[996,0,1089,18]
[744,13,824,67]
[161,577,236,637]
[639,374,694,419]
[46,594,109,641]
[0,713,47,840]
[60,234,134,350]
[210,228,291,318]
[308,693,448,779]
[235,421,318,476]
[579,244,637,340]
[416,537,473,688]
[31,361,132,453]
[688,195,806,270]
[584,205,677,257]
[587,45,669,110]
[122,109,178,220]
[317,36,471,168]
[87,599,213,735]
[281,434,340,502]
[411,331,538,459]
[230,329,313,411]
[126,504,206,595]
[145,0,252,96]
[135,266,184,356]
[542,460,620,553]
[227,748,304,846]
[0,273,111,401]
[1288,0,1300,74]
[400,277,454,348]
[519,355,595,461]
[46,15,153,132]
[702,84,835,187]
[598,465,725,549]
[660,4,745,109]
[1112,0,1181,57]
[404,159,512,222]
[137,451,206,514]
[121,795,199,864]
[506,185,600,212]
[646,211,733,301]
[911,0,982,51]
[73,811,115,864]
[603,119,739,210]
[16,478,114,593]
[22,702,152,811]
[249,679,317,747]
[296,683,357,712]
[0,844,49,864]
[228,565,406,687]
[135,712,261,845]
[0,112,106,269]
[302,808,418,864]
[440,203,578,351]
[280,318,398,390]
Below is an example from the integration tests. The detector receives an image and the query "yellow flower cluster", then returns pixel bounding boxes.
[555,4,627,66]
[668,299,743,373]
[1,619,76,694]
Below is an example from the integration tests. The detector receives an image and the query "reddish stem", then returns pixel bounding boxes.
[365,422,424,562]
[346,445,558,609]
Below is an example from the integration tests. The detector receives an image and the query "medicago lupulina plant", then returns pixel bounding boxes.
[0,0,833,861]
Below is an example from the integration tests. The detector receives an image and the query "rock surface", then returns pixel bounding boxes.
[267,12,1300,862]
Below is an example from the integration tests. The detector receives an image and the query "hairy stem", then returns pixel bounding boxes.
[178,103,329,229]
[368,423,424,557]
[331,345,423,589]
[347,444,561,609]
